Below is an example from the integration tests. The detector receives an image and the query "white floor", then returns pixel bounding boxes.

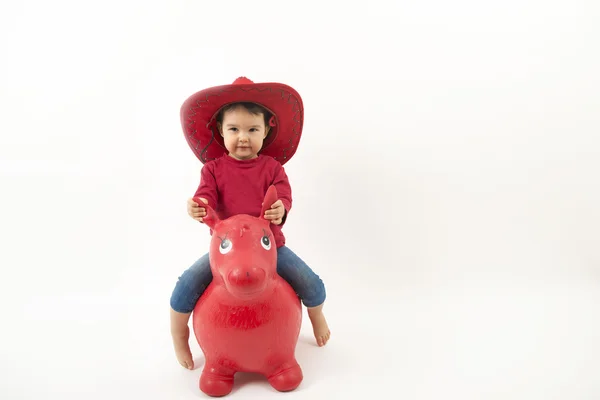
[3,270,599,399]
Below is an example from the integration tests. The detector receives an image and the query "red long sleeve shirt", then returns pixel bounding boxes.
[194,154,293,248]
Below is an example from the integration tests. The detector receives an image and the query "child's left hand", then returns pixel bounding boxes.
[264,200,286,225]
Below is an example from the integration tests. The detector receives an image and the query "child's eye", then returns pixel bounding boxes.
[229,127,238,132]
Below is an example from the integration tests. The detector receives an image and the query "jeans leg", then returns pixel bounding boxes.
[169,253,213,313]
[276,246,326,308]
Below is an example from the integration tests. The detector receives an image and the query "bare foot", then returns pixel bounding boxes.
[307,304,331,347]
[170,309,194,369]
[173,327,194,369]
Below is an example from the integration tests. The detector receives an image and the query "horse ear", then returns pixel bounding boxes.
[194,197,220,229]
[260,185,278,221]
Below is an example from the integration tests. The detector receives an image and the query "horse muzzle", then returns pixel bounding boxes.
[225,267,268,297]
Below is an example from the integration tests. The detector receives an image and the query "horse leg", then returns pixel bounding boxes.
[266,357,303,392]
[199,359,235,397]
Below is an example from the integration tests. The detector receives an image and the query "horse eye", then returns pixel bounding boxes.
[219,238,232,254]
[261,235,271,250]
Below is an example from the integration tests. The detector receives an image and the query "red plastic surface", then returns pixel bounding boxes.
[192,186,302,396]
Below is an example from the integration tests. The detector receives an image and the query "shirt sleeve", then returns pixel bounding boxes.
[193,162,218,209]
[272,163,293,225]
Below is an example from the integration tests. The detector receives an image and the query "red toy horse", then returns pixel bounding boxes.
[192,186,303,397]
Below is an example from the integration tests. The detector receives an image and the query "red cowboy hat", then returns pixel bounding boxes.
[180,77,304,165]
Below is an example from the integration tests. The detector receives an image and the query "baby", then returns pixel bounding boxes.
[170,78,330,370]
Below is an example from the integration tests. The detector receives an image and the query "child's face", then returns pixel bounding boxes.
[219,106,269,161]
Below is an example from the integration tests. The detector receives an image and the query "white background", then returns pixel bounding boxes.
[1,0,599,399]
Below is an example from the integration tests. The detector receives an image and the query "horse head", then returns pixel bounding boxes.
[197,185,279,299]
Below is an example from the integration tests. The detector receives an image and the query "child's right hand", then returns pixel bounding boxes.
[187,197,208,222]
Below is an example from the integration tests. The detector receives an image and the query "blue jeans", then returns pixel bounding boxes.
[170,245,326,313]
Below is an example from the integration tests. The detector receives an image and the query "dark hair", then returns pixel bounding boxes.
[216,102,272,127]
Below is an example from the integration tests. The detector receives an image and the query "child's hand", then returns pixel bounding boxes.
[264,199,285,225]
[188,197,208,222]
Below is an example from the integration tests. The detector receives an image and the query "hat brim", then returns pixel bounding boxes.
[180,81,304,165]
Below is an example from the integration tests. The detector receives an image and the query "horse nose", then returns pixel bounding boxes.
[227,267,266,290]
